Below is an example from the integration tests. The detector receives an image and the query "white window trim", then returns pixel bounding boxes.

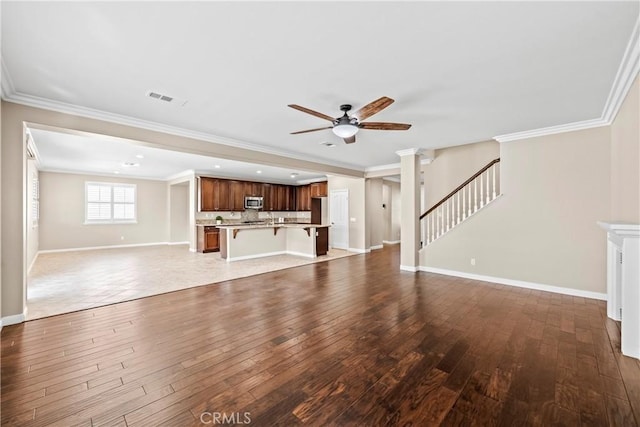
[84,181,138,225]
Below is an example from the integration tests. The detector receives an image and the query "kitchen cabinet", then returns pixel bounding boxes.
[262,183,273,211]
[199,176,320,212]
[310,181,328,197]
[197,226,220,253]
[199,177,215,211]
[199,177,230,211]
[229,180,245,211]
[316,227,328,256]
[296,184,311,211]
[214,179,230,211]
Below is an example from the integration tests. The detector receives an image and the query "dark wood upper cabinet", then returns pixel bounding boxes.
[310,181,328,198]
[296,184,311,211]
[261,183,273,211]
[199,177,215,211]
[200,177,323,212]
[214,179,230,211]
[229,180,245,211]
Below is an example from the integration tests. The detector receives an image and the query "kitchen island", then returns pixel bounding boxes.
[217,223,330,261]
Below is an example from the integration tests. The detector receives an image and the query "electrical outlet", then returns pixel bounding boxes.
[470,258,476,266]
[350,217,356,222]
[121,236,125,241]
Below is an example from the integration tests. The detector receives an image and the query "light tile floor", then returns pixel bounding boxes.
[27,245,355,320]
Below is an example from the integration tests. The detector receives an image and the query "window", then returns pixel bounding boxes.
[85,182,136,223]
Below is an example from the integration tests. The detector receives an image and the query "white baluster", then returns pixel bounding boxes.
[492,163,497,199]
[430,213,434,242]
[457,192,461,224]
[446,200,450,231]
[479,173,484,208]
[468,183,472,217]
[462,186,466,219]
[486,169,490,204]
[474,178,478,212]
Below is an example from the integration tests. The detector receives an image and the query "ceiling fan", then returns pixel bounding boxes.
[288,96,411,144]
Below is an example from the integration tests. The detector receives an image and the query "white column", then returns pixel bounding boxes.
[598,222,640,360]
[397,148,422,272]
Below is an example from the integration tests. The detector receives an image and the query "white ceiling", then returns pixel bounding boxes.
[2,1,638,178]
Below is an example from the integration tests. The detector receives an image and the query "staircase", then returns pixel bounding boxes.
[421,158,501,246]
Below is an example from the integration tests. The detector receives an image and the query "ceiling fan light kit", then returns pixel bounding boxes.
[289,97,412,144]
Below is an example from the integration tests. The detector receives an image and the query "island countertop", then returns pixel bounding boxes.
[216,223,329,230]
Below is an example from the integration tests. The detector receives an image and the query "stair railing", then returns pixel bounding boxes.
[421,158,501,246]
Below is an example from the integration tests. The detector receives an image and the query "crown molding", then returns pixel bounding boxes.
[602,17,640,123]
[493,118,608,143]
[2,90,363,173]
[495,17,639,143]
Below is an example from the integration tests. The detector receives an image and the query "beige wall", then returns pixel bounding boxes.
[382,180,401,243]
[1,104,27,319]
[423,140,500,209]
[26,159,39,269]
[610,76,640,222]
[328,175,366,251]
[421,126,611,293]
[365,178,384,249]
[39,172,169,250]
[169,183,190,243]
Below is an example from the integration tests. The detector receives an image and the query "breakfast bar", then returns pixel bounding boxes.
[217,223,330,261]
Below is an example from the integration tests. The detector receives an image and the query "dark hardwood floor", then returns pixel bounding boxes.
[1,245,639,426]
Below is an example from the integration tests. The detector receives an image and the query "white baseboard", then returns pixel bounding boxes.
[28,252,39,273]
[419,266,607,300]
[1,312,25,327]
[348,248,371,254]
[383,240,400,244]
[168,241,189,246]
[400,265,419,272]
[370,244,384,250]
[226,250,287,262]
[287,251,316,259]
[38,242,173,254]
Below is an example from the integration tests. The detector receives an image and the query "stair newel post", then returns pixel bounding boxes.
[492,163,497,200]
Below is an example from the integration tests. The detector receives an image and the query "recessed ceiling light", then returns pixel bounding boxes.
[136,154,144,159]
[214,165,221,169]
[122,162,140,167]
[256,170,262,174]
[113,171,120,174]
[290,173,299,178]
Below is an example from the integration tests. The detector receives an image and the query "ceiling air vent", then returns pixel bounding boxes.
[147,90,174,103]
[146,90,187,106]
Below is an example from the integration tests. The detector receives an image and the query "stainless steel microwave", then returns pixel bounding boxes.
[244,196,263,210]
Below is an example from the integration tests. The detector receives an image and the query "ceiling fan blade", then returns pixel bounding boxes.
[288,104,335,122]
[353,96,395,121]
[343,135,356,144]
[290,126,332,135]
[360,122,412,131]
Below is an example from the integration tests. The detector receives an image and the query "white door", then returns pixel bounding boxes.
[330,189,349,249]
